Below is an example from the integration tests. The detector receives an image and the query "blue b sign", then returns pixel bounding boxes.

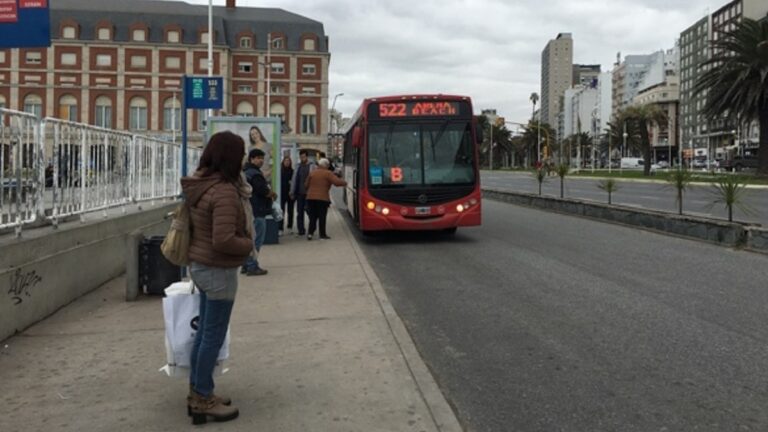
[184,76,224,110]
[0,0,51,48]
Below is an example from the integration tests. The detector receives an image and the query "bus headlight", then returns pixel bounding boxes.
[456,204,465,213]
[367,201,375,211]
[382,207,390,216]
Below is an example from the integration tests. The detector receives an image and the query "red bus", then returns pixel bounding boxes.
[340,95,482,234]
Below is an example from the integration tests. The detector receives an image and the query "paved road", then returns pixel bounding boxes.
[482,170,768,226]
[334,194,768,431]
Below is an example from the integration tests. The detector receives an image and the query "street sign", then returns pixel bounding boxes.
[0,0,50,48]
[183,76,223,110]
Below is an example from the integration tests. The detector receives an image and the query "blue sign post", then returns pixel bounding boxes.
[181,76,223,176]
[0,0,51,48]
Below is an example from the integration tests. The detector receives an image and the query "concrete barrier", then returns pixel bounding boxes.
[483,188,753,248]
[746,227,768,254]
[0,202,175,342]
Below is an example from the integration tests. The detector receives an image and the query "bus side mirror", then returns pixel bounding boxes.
[352,126,362,148]
[474,122,483,144]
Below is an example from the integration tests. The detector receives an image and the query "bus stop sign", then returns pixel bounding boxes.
[0,0,51,48]
[184,76,224,110]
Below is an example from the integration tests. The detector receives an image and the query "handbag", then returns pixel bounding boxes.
[161,201,190,266]
[160,281,230,377]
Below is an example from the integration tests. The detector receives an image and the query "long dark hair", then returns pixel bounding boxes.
[197,131,245,183]
[249,126,266,145]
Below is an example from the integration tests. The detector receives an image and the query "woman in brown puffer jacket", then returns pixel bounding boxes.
[180,131,253,425]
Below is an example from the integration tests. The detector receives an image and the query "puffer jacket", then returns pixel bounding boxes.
[181,173,253,268]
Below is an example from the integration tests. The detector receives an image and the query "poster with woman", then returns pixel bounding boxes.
[208,116,282,199]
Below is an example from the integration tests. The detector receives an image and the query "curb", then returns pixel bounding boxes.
[332,208,464,432]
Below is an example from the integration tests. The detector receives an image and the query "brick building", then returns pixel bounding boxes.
[0,0,331,149]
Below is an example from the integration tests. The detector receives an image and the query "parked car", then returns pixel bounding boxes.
[620,157,644,169]
[720,155,759,172]
[655,161,670,169]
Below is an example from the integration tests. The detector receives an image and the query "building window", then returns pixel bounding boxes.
[271,62,284,74]
[132,29,147,42]
[302,87,316,94]
[0,51,5,63]
[270,103,285,121]
[23,94,43,117]
[94,96,112,128]
[96,54,112,67]
[200,32,210,44]
[303,38,316,51]
[0,95,5,109]
[236,101,254,117]
[237,85,253,93]
[58,95,78,122]
[271,37,284,49]
[167,30,180,43]
[300,104,317,134]
[97,27,111,41]
[270,84,283,94]
[302,64,316,75]
[165,56,181,69]
[199,57,212,71]
[130,55,147,68]
[163,97,181,131]
[61,53,77,66]
[238,62,253,73]
[26,51,42,65]
[62,26,77,40]
[129,97,148,130]
[240,37,252,48]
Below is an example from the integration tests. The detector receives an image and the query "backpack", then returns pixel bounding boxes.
[161,202,191,266]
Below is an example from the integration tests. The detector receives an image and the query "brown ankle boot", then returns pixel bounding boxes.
[187,386,231,416]
[189,392,239,425]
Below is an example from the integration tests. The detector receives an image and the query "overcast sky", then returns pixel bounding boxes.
[181,0,723,123]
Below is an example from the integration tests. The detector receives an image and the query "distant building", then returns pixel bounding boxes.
[540,33,573,131]
[0,0,332,150]
[572,64,600,88]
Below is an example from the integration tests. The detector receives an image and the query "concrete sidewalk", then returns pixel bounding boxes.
[0,208,462,432]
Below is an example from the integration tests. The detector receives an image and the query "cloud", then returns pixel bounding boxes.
[181,0,721,123]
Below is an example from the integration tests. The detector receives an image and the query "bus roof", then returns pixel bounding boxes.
[340,94,473,134]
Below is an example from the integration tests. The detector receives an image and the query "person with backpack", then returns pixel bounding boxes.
[242,148,275,276]
[180,131,253,424]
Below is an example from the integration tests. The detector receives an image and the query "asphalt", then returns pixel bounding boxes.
[0,209,462,432]
[339,196,768,432]
[482,170,768,226]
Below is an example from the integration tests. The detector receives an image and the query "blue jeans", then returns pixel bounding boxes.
[243,217,266,271]
[189,263,237,397]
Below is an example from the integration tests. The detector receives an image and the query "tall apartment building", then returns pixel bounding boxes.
[611,51,668,119]
[679,0,768,152]
[0,0,331,150]
[541,33,573,134]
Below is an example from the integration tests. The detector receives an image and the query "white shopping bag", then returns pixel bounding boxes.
[160,281,230,377]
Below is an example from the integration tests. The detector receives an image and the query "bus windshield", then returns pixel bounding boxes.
[367,121,475,187]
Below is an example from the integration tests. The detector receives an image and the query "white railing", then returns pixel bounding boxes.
[1,109,201,236]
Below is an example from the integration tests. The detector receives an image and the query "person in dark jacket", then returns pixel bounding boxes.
[279,156,294,235]
[242,148,275,276]
[289,149,315,236]
[181,131,252,424]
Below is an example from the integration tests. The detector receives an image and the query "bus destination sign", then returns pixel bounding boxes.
[379,101,460,118]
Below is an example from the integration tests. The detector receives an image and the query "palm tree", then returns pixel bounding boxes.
[618,105,667,176]
[695,18,768,175]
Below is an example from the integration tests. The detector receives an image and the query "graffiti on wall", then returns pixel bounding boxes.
[7,269,43,305]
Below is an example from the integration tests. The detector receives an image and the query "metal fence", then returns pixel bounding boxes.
[1,108,201,236]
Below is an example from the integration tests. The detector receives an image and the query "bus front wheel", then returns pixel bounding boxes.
[443,227,458,235]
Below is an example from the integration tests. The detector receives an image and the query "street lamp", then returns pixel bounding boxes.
[622,122,628,175]
[329,93,344,155]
